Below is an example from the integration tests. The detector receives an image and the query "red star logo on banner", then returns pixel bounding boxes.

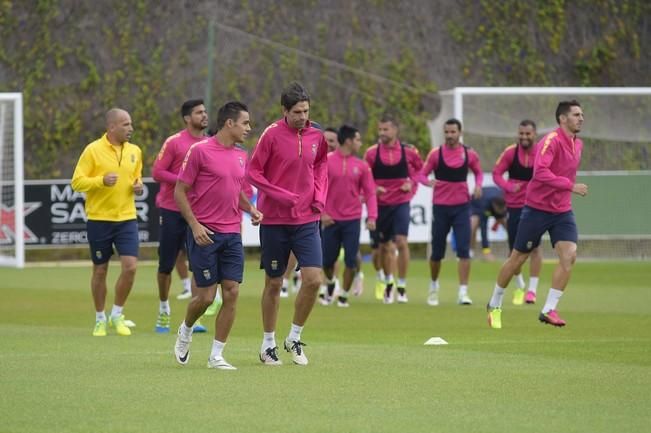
[0,202,42,245]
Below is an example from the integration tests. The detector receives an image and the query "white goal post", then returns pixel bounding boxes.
[0,93,24,268]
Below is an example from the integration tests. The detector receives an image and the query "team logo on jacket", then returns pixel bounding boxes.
[131,154,135,163]
[238,156,244,167]
[311,143,318,155]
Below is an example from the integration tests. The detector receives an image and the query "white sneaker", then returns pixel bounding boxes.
[123,318,136,328]
[174,328,192,365]
[280,287,289,298]
[318,294,331,306]
[397,292,408,303]
[176,289,192,300]
[383,284,395,304]
[207,356,237,370]
[284,339,308,365]
[259,346,283,365]
[352,272,364,296]
[427,289,439,306]
[337,298,350,308]
[458,294,473,305]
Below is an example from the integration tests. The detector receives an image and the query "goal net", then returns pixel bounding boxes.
[429,87,651,260]
[0,93,24,268]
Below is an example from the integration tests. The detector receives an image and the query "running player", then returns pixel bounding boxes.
[487,101,587,329]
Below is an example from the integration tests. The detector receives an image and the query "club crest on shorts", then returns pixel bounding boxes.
[203,269,211,280]
[527,241,533,249]
[95,250,102,260]
[271,260,278,271]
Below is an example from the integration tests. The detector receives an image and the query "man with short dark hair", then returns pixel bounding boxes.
[173,101,261,370]
[493,119,543,305]
[320,124,377,307]
[152,99,208,333]
[419,118,483,306]
[71,108,143,337]
[487,101,587,329]
[323,127,339,152]
[247,82,328,366]
[364,114,423,304]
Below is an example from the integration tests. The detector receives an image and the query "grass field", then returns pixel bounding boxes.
[1,258,650,433]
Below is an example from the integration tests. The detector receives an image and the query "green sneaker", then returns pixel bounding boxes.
[155,312,170,333]
[512,288,525,306]
[109,314,132,336]
[203,294,222,316]
[374,280,384,300]
[487,305,502,329]
[93,320,107,337]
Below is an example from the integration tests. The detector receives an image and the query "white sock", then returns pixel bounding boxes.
[489,284,505,308]
[386,274,394,284]
[261,332,276,352]
[159,300,170,314]
[180,321,193,338]
[288,323,303,342]
[210,339,225,359]
[339,290,349,300]
[542,288,564,313]
[377,269,385,281]
[514,273,526,290]
[110,305,123,319]
[397,278,406,288]
[429,280,439,292]
[181,277,191,292]
[96,311,106,322]
[282,278,289,290]
[355,271,364,280]
[458,285,468,297]
[529,277,539,293]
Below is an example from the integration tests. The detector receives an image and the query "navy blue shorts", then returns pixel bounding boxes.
[322,219,361,269]
[470,198,483,217]
[506,207,523,251]
[157,208,188,274]
[431,203,471,261]
[87,220,139,264]
[513,206,578,253]
[376,202,410,243]
[260,222,322,278]
[186,230,243,287]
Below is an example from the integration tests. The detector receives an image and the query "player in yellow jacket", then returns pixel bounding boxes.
[71,108,143,337]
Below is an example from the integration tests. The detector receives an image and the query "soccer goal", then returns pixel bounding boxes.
[428,87,651,259]
[0,93,24,268]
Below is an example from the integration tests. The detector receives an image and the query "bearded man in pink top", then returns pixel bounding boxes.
[487,100,588,329]
[419,118,483,307]
[364,114,423,304]
[152,99,208,333]
[247,82,329,366]
[492,119,543,306]
[173,101,262,370]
